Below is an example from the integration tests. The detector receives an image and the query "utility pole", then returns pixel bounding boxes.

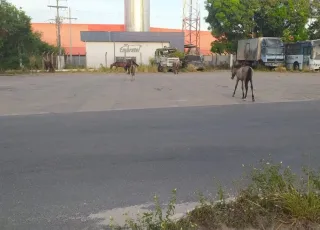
[61,8,77,65]
[48,0,67,69]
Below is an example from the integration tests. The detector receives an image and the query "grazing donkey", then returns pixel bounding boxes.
[110,61,127,71]
[172,60,181,74]
[231,65,255,102]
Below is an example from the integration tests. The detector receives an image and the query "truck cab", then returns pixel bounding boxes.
[154,47,180,72]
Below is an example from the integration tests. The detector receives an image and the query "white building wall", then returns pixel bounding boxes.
[85,42,170,68]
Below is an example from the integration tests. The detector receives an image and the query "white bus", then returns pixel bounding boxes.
[285,39,320,71]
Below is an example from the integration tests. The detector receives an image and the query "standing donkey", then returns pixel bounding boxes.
[231,65,255,102]
[126,59,139,81]
[172,60,181,74]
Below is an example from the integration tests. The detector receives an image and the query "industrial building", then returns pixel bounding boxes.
[79,0,184,68]
[81,31,184,68]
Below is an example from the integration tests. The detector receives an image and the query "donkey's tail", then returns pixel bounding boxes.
[248,66,253,79]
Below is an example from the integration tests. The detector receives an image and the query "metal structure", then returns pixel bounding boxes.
[124,0,150,32]
[48,0,67,57]
[48,0,68,69]
[182,0,201,55]
[62,8,77,64]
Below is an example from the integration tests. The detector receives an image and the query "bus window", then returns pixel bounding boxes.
[286,43,301,55]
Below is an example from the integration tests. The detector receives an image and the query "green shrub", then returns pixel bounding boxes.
[109,158,320,230]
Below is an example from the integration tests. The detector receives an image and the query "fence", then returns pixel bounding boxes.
[203,54,232,68]
[61,53,232,70]
[65,54,86,68]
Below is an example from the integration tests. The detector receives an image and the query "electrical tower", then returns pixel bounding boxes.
[182,0,201,55]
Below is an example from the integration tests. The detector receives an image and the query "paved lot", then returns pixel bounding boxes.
[1,71,320,115]
[1,72,320,229]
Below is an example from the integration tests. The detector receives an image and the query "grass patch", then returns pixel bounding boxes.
[186,64,198,72]
[274,65,287,72]
[109,158,320,229]
[2,63,319,75]
[137,64,158,73]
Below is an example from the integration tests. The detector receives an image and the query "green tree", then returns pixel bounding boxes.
[308,0,320,40]
[308,19,320,39]
[205,0,259,54]
[205,0,312,53]
[168,50,185,59]
[255,0,309,42]
[0,0,58,70]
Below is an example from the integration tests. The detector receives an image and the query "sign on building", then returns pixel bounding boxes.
[120,44,142,53]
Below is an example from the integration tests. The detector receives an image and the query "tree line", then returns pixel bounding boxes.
[0,0,59,71]
[205,0,320,54]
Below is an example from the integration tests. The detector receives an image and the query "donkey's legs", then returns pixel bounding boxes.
[244,80,249,99]
[131,66,135,81]
[232,79,239,97]
[241,81,245,99]
[250,79,255,101]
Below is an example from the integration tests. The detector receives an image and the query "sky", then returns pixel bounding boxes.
[8,0,210,31]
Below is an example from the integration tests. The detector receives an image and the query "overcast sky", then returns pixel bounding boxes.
[8,0,210,31]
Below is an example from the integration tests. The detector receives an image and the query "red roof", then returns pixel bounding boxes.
[31,23,215,55]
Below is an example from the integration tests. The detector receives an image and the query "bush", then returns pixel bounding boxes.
[137,64,158,73]
[186,64,198,72]
[109,158,320,230]
[274,65,287,72]
[149,57,156,66]
[168,51,185,60]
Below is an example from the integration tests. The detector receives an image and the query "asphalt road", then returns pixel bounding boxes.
[1,100,320,230]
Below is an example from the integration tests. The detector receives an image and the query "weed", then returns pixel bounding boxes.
[137,65,158,73]
[186,64,198,72]
[109,158,320,230]
[275,65,287,72]
[109,189,197,230]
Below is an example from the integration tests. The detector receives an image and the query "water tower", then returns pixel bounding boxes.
[124,0,150,32]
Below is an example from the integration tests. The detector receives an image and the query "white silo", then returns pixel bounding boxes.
[124,0,150,32]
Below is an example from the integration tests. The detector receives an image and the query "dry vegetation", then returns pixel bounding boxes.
[2,63,319,75]
[109,158,320,230]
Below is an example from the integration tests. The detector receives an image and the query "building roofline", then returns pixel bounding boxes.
[80,31,184,43]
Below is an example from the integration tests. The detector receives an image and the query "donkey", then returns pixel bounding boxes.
[126,59,139,81]
[172,60,181,74]
[42,57,55,72]
[110,61,127,71]
[231,65,255,102]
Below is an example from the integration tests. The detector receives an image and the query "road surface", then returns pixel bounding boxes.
[1,100,320,229]
[1,72,320,229]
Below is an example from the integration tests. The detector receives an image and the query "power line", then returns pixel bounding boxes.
[61,7,77,63]
[48,0,67,69]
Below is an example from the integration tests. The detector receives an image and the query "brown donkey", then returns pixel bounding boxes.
[231,65,255,102]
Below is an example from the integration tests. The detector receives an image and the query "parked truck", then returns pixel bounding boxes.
[236,37,285,68]
[154,47,180,72]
